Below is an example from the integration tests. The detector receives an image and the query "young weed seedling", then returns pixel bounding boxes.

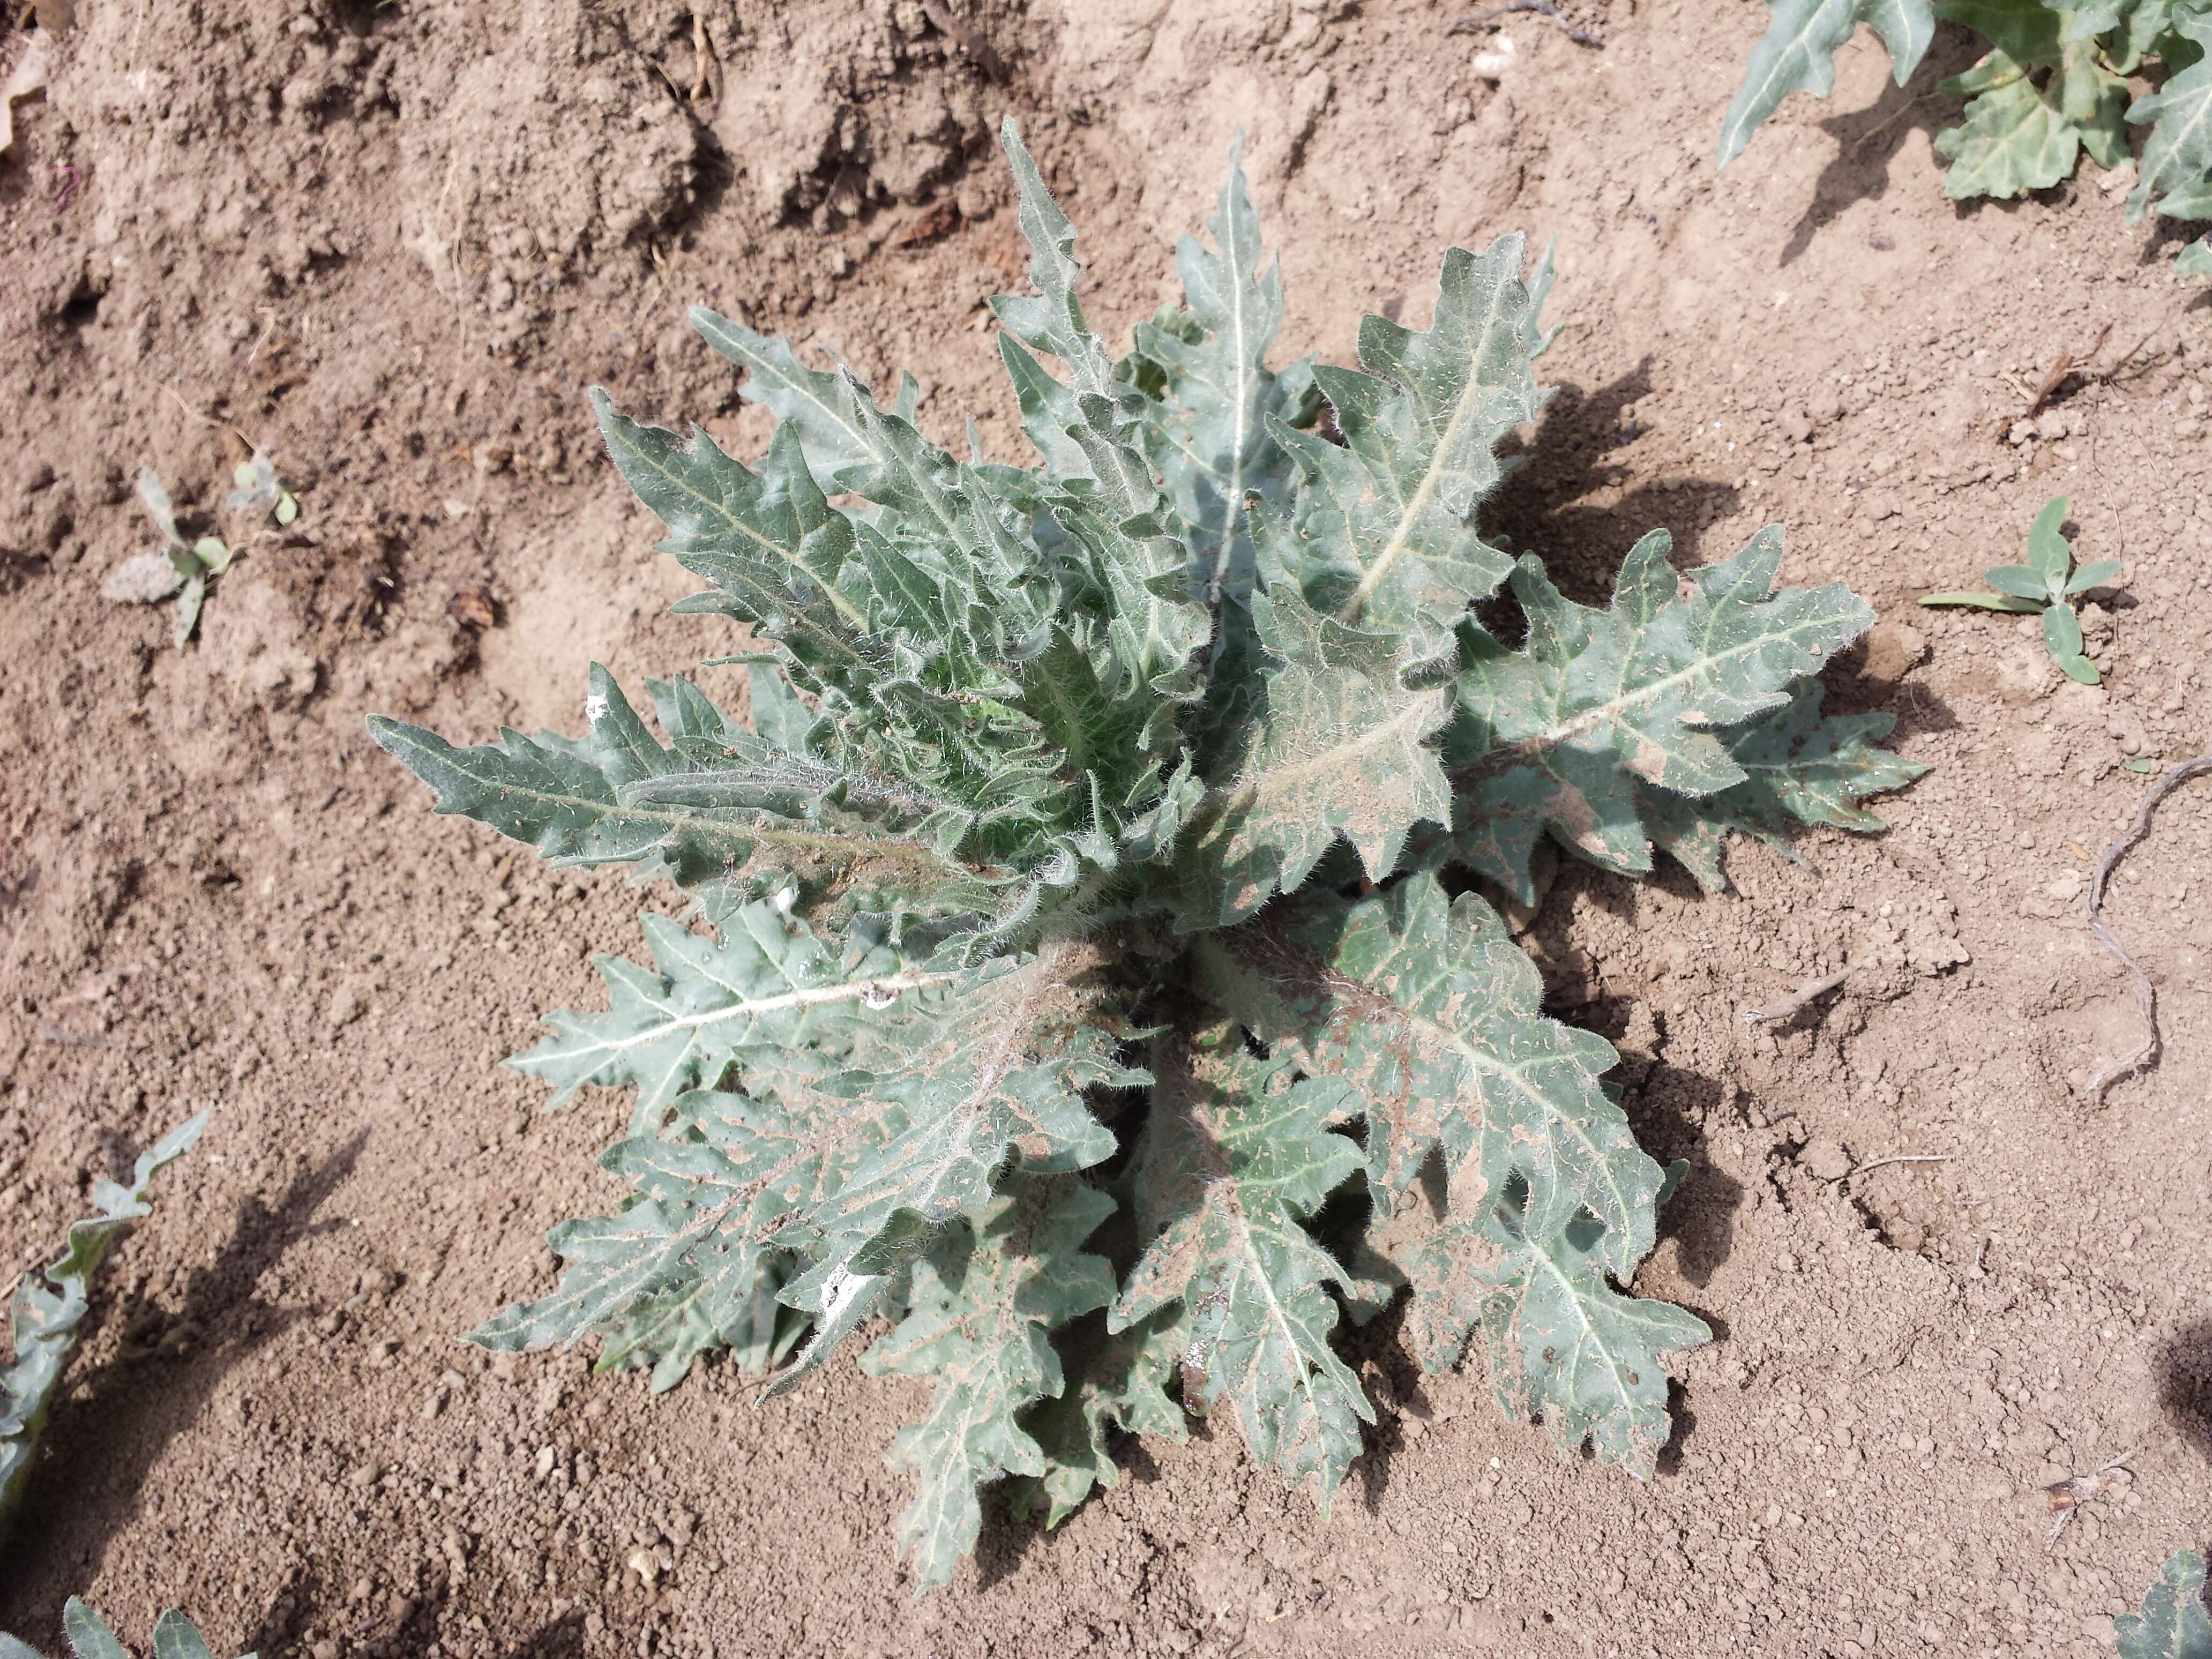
[226,450,299,527]
[101,470,233,647]
[1919,496,2121,685]
[103,451,302,646]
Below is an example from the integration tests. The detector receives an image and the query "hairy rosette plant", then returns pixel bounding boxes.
[371,121,1922,1589]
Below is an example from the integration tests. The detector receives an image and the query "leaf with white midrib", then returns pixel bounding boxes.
[767,940,1131,1388]
[1197,874,1653,1274]
[511,902,932,1132]
[1178,588,1452,928]
[472,1056,903,1389]
[1124,138,1305,601]
[1340,242,1527,624]
[689,305,911,481]
[861,1175,1117,1590]
[1111,1027,1372,1508]
[1260,236,1542,661]
[1446,526,1875,891]
[1474,1200,1710,1478]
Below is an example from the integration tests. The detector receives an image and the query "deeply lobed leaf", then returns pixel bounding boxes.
[1447,526,1877,898]
[1115,1028,1374,1507]
[860,1175,1118,1590]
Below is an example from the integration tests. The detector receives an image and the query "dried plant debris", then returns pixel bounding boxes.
[373,119,1919,1590]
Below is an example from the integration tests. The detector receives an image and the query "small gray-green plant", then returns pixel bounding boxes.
[0,1601,247,1659]
[1918,495,2120,684]
[101,472,233,647]
[0,1111,204,1536]
[373,121,1923,1589]
[1721,1,2212,269]
[2119,1551,2212,1659]
[103,451,300,646]
[225,451,298,528]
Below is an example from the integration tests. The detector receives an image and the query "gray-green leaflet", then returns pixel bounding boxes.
[0,1601,250,1659]
[376,118,1920,1590]
[1721,0,2212,271]
[2,1111,205,1536]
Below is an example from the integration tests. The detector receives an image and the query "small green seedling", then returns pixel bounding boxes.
[100,470,233,647]
[1919,496,2121,685]
[227,450,298,527]
[1,1599,249,1659]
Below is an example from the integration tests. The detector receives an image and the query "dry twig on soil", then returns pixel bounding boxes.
[920,0,1010,81]
[2084,751,2212,1099]
[1848,1153,1951,1179]
[1740,969,1849,1025]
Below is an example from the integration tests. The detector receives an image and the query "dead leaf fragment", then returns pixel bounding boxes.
[448,587,497,630]
[918,0,1009,81]
[892,198,961,249]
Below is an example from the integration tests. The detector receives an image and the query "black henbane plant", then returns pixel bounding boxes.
[372,121,1922,1589]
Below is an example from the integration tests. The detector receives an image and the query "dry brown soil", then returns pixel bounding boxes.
[2,1,2209,1655]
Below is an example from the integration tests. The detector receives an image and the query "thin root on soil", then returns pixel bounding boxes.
[2084,750,2212,1100]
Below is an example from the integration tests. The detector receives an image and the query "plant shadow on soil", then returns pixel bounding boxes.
[2156,1317,2212,1460]
[971,1419,1177,1592]
[1485,359,1742,608]
[1772,24,1989,270]
[0,1134,365,1617]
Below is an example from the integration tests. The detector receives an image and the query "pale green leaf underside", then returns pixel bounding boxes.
[1720,0,1934,166]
